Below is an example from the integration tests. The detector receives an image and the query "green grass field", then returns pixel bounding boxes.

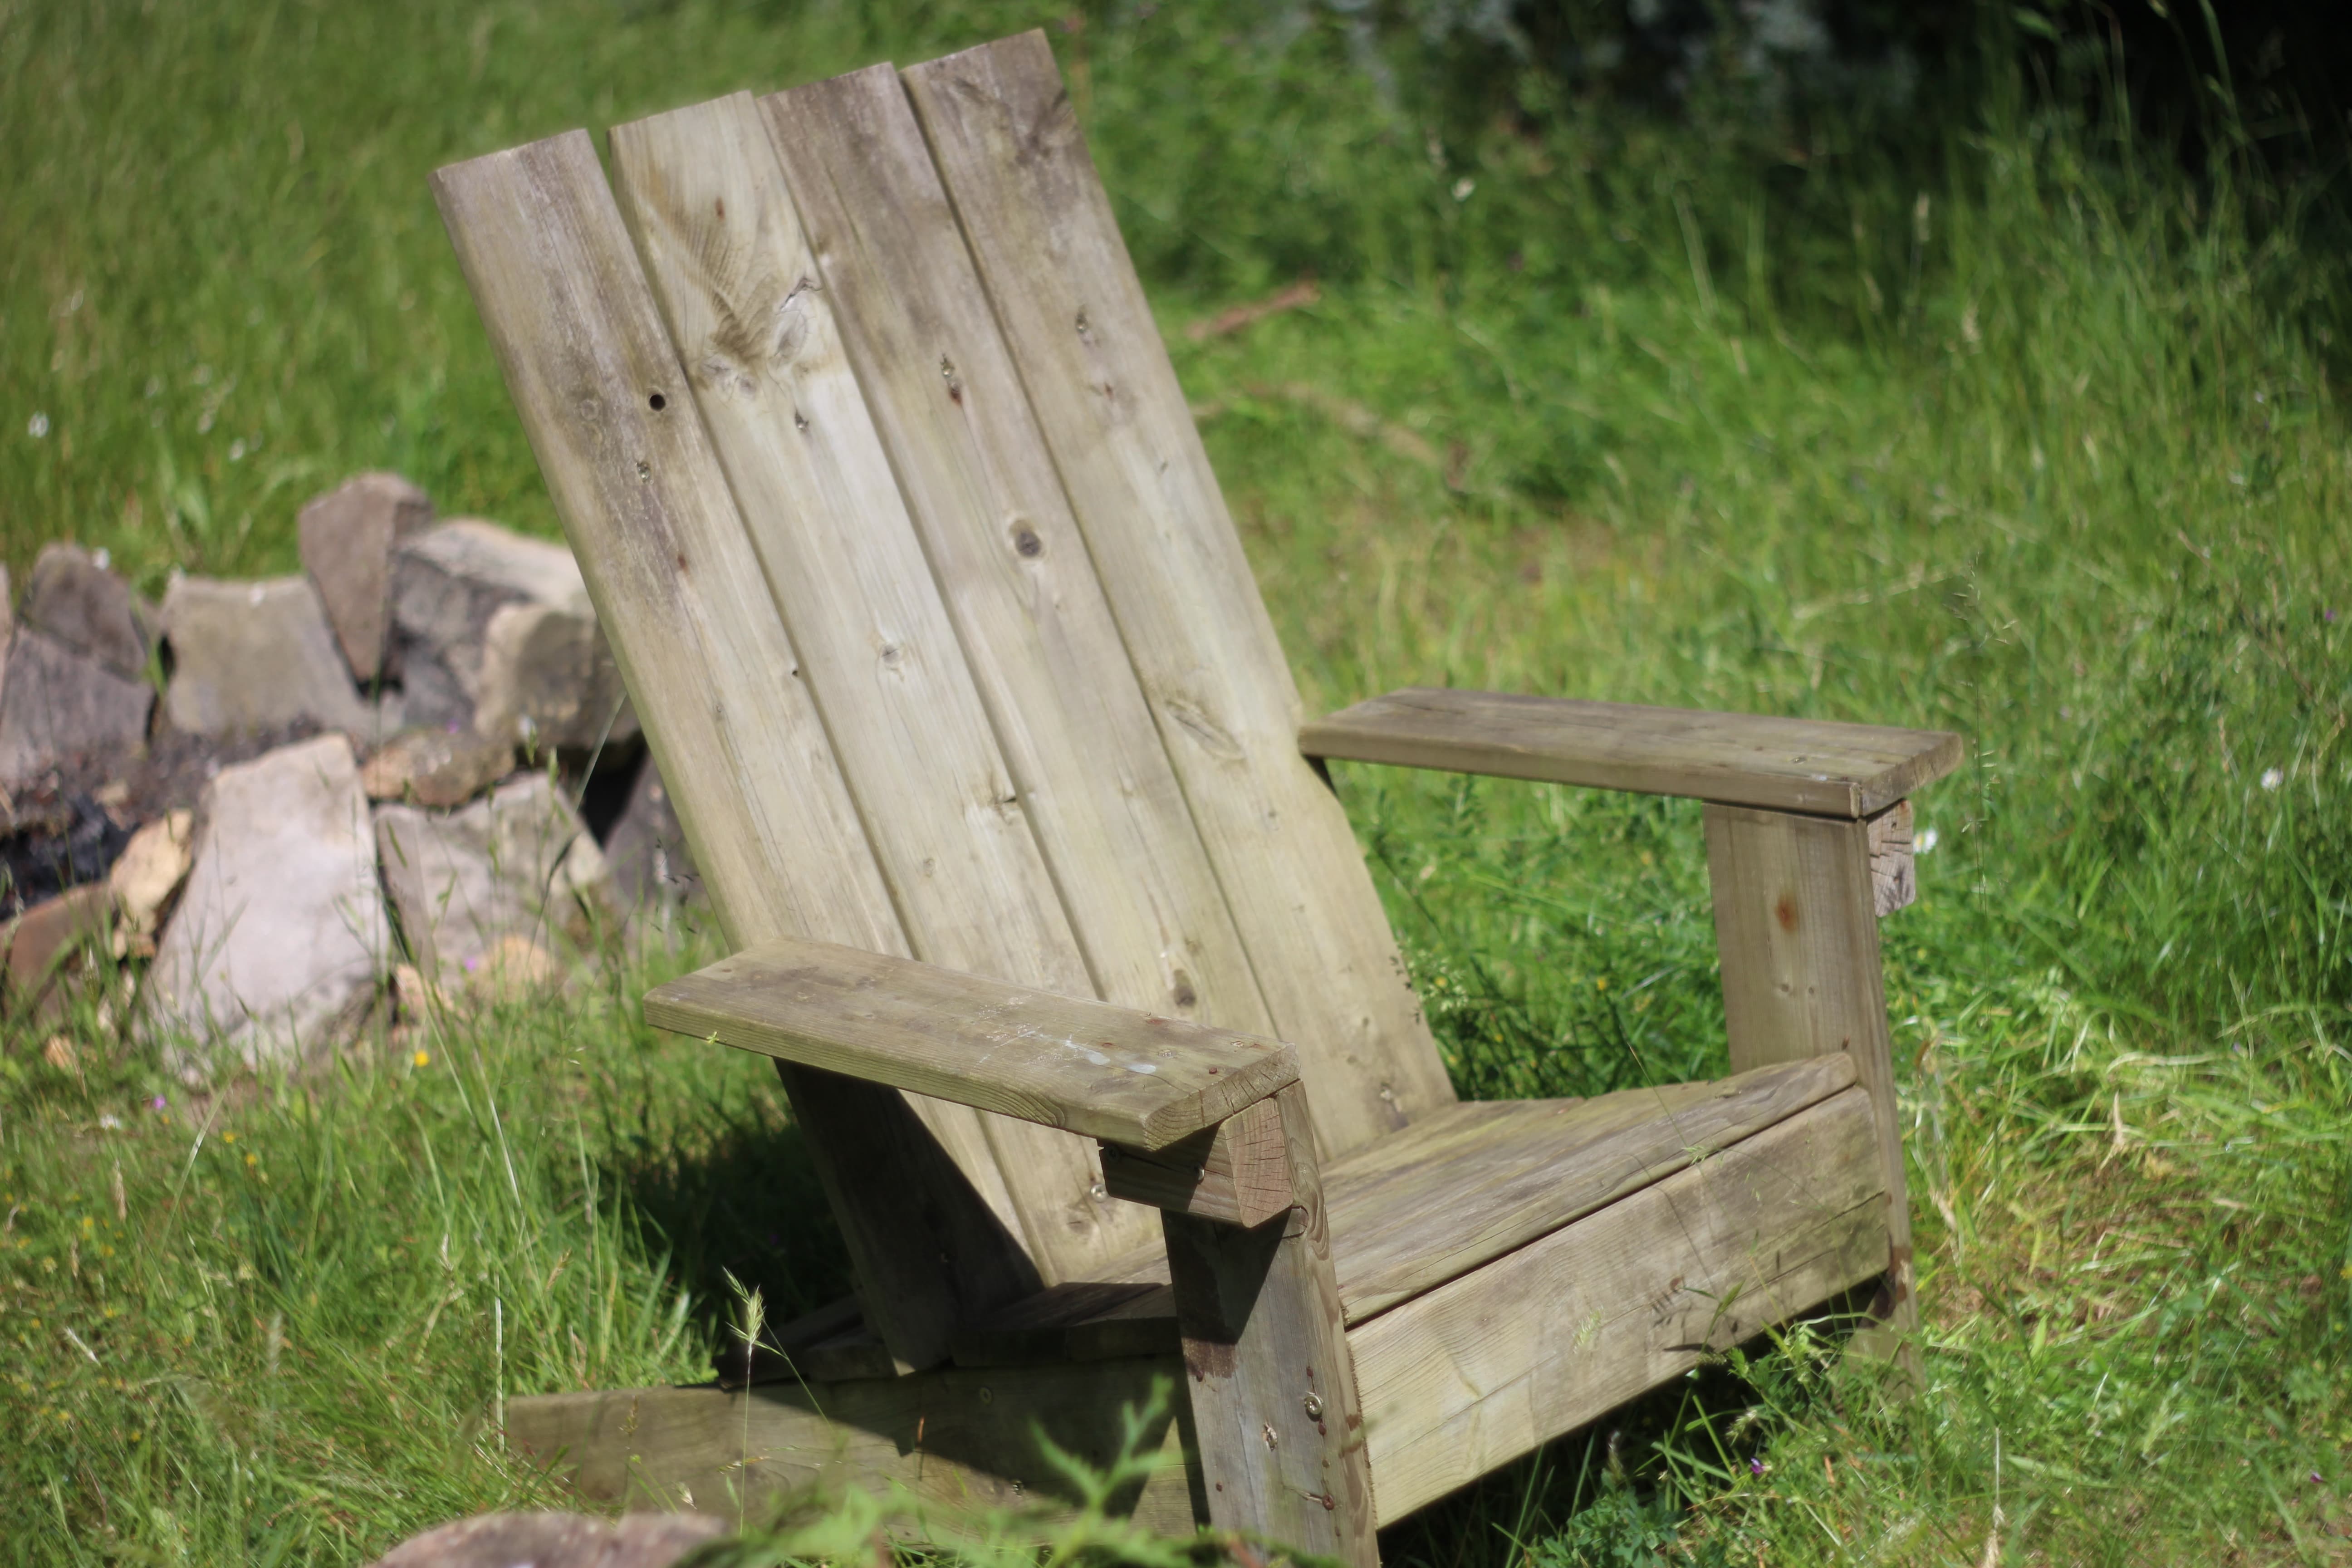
[4,1,2349,1563]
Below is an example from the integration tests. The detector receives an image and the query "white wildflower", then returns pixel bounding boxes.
[1915,827,1940,855]
[27,412,48,438]
[2260,768,2284,792]
[228,439,245,462]
[1452,176,1476,202]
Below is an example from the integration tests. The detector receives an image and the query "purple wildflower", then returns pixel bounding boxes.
[1749,1458,1765,1475]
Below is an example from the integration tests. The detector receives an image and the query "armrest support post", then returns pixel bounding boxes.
[1164,1084,1377,1567]
[1704,803,1916,1340]
[1099,1096,1291,1227]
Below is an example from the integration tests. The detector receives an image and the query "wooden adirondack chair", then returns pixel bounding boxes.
[432,31,1960,1560]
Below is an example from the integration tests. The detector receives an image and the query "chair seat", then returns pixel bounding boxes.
[939,1052,1859,1369]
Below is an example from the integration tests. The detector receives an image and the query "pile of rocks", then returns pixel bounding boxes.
[0,472,703,1074]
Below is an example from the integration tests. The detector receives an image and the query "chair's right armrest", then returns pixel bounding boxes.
[644,937,1298,1152]
[1300,686,1962,819]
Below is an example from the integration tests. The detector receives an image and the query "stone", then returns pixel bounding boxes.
[0,628,155,790]
[108,808,194,951]
[369,1512,727,1568]
[472,600,637,752]
[359,728,515,809]
[374,772,615,987]
[159,575,372,737]
[4,881,113,1001]
[390,519,589,734]
[601,752,703,938]
[298,472,433,684]
[147,734,391,1071]
[22,543,152,681]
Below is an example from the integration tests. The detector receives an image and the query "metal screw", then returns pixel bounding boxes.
[1302,1391,1324,1420]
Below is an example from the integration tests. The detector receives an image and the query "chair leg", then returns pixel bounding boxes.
[1163,1083,1378,1566]
[1704,803,1918,1358]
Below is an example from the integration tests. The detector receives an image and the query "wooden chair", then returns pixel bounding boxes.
[433,32,1960,1561]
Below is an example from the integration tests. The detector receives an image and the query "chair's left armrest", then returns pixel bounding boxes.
[645,937,1298,1151]
[1300,686,1962,819]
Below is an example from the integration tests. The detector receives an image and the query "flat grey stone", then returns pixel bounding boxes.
[359,727,515,808]
[370,1512,727,1568]
[22,544,151,681]
[473,600,637,752]
[375,771,615,986]
[299,471,433,684]
[148,734,390,1071]
[160,575,371,736]
[0,628,155,790]
[390,519,589,733]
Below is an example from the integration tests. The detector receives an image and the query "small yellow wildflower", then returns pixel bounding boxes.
[413,1049,431,1068]
[221,1132,235,1144]
[243,1154,257,1168]
[1595,977,1608,991]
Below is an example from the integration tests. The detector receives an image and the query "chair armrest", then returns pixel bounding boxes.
[1300,687,1963,818]
[643,937,1299,1150]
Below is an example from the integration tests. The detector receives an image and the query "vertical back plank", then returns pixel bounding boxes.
[902,33,1455,1160]
[759,67,1274,1039]
[606,94,1156,1280]
[1703,803,1916,1336]
[432,132,1040,1369]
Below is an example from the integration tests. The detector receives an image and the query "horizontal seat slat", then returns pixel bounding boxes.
[947,1054,1860,1365]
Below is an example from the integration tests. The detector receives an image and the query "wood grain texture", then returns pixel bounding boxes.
[645,936,1299,1149]
[1867,798,1916,916]
[902,32,1455,1161]
[1100,1093,1291,1228]
[1350,1087,1888,1523]
[1704,804,1915,1334]
[506,1356,1203,1534]
[1301,688,1964,819]
[761,67,1271,1040]
[432,132,1034,1372]
[1325,1054,1856,1320]
[515,1096,1884,1533]
[951,1056,1859,1367]
[607,92,1152,1279]
[1164,1084,1377,1566]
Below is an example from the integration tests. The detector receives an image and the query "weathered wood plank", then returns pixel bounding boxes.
[507,1357,1202,1535]
[952,1056,1859,1369]
[645,936,1298,1149]
[1100,1094,1291,1228]
[1867,798,1916,916]
[902,33,1456,1162]
[1300,688,1964,820]
[1326,1054,1856,1320]
[1163,1084,1376,1566]
[1350,1087,1887,1524]
[524,1096,1884,1533]
[761,66,1271,1039]
[432,132,1036,1374]
[1704,802,1914,1335]
[607,92,1154,1279]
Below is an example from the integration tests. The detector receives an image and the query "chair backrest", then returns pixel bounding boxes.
[436,31,1454,1302]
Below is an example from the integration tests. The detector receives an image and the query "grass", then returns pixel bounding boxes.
[4,0,2351,1562]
